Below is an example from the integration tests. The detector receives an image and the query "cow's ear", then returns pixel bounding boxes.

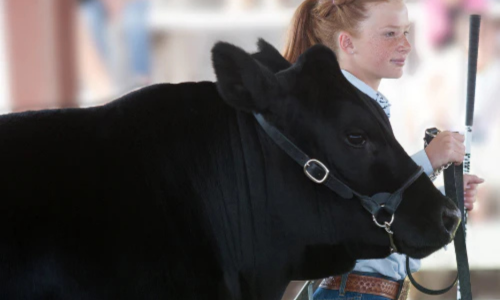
[291,44,344,86]
[251,38,291,74]
[212,41,279,113]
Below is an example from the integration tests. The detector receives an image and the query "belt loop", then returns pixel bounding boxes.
[339,273,350,296]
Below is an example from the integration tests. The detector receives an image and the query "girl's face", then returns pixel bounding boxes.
[350,0,412,82]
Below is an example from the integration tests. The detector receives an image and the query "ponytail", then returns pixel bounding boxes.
[283,0,390,63]
[282,0,320,63]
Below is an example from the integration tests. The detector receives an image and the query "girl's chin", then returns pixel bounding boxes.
[383,70,404,79]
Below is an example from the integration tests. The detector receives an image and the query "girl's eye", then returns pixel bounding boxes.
[404,31,410,37]
[386,32,395,37]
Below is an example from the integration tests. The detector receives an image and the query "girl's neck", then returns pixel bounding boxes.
[342,68,381,91]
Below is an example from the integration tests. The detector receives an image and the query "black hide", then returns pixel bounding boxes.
[0,39,459,300]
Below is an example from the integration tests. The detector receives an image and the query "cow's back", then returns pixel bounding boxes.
[0,82,234,300]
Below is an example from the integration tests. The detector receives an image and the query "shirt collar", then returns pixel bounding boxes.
[341,69,391,118]
[341,70,384,100]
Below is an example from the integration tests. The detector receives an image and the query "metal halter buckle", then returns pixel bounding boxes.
[303,159,329,184]
[372,205,398,252]
[372,205,395,233]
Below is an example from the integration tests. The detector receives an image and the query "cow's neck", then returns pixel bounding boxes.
[207,110,295,300]
[189,104,352,300]
[204,110,348,299]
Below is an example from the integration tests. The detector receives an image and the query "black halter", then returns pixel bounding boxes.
[254,112,424,253]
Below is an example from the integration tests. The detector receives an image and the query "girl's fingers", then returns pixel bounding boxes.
[465,192,477,199]
[467,177,485,184]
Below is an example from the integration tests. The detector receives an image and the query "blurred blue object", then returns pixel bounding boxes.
[80,0,151,92]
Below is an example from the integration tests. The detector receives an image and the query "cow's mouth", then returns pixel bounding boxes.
[401,245,443,259]
[396,238,452,259]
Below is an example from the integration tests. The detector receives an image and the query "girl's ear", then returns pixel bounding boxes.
[338,31,355,55]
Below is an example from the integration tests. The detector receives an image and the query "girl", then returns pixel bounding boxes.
[283,1,484,299]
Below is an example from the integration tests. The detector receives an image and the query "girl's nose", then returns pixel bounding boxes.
[399,36,412,54]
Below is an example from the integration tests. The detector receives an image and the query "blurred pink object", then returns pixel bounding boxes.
[463,0,488,11]
[425,0,448,48]
[425,0,488,49]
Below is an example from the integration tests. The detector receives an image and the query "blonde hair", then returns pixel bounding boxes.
[283,0,390,63]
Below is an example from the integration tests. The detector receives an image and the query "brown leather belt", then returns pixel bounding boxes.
[319,274,411,300]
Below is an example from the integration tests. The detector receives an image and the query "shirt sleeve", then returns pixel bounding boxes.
[411,149,434,177]
[408,256,421,273]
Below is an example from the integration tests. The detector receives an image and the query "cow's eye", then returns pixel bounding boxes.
[346,134,367,147]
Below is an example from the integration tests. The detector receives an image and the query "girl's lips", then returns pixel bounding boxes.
[391,59,405,66]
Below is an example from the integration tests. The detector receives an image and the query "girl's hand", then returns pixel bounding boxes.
[425,131,466,170]
[463,174,485,211]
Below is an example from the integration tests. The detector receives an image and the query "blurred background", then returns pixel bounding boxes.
[0,0,498,299]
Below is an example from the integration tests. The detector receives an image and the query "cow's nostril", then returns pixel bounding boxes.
[443,214,455,232]
[442,207,461,237]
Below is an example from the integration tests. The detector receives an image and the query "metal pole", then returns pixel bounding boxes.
[459,14,481,300]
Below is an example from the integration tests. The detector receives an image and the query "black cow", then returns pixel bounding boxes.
[0,40,459,300]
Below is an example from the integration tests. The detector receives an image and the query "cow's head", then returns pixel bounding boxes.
[211,39,460,278]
